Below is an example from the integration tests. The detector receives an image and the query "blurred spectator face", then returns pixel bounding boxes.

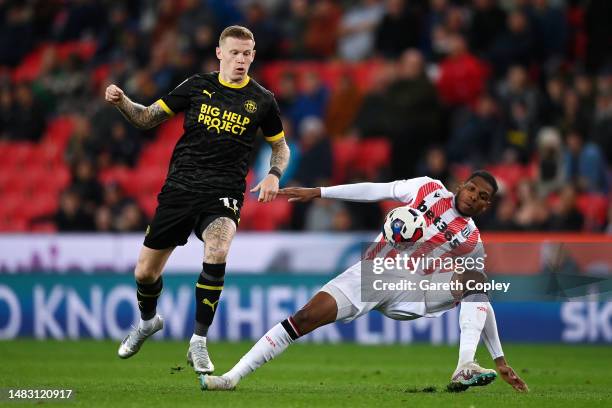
[546,77,565,101]
[299,116,325,148]
[595,92,612,117]
[508,11,528,34]
[508,66,528,91]
[76,160,95,181]
[517,180,536,203]
[398,49,424,79]
[60,191,80,216]
[430,0,448,12]
[279,73,297,98]
[574,74,593,98]
[216,36,255,83]
[445,7,465,33]
[556,185,577,215]
[566,131,583,154]
[195,26,214,49]
[370,62,396,91]
[332,208,352,231]
[14,83,33,106]
[563,89,579,115]
[302,72,322,94]
[95,206,113,231]
[103,183,123,206]
[431,25,451,55]
[291,0,309,16]
[72,115,91,139]
[447,33,467,57]
[386,0,405,17]
[474,0,492,10]
[476,95,496,117]
[0,87,12,108]
[111,122,127,141]
[496,196,516,222]
[118,203,144,232]
[425,147,447,174]
[246,3,266,24]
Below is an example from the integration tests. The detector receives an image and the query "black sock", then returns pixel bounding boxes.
[194,263,225,336]
[136,277,163,320]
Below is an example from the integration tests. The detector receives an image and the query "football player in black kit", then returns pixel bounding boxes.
[105,26,290,374]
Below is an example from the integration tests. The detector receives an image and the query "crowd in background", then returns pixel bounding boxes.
[0,0,611,233]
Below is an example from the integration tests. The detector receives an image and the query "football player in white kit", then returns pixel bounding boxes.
[200,171,528,393]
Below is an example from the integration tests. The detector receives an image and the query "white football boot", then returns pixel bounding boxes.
[117,315,164,359]
[449,361,497,392]
[199,374,236,391]
[187,338,215,374]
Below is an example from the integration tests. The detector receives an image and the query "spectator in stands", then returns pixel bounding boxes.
[94,206,115,232]
[102,183,133,219]
[374,0,420,59]
[0,86,15,140]
[54,188,95,232]
[485,195,519,231]
[421,0,451,60]
[338,0,385,61]
[103,121,141,167]
[304,200,352,231]
[70,158,104,214]
[276,71,299,116]
[0,3,34,67]
[12,82,46,142]
[304,0,342,58]
[531,0,568,64]
[65,114,98,164]
[351,61,395,138]
[292,117,333,187]
[513,179,551,230]
[564,129,609,193]
[447,93,501,165]
[489,10,536,76]
[116,202,148,232]
[387,49,442,178]
[559,88,591,135]
[436,33,489,107]
[591,83,612,165]
[56,0,103,41]
[534,127,565,198]
[244,2,280,62]
[540,75,566,126]
[497,65,540,129]
[468,0,506,56]
[278,0,309,59]
[290,71,329,132]
[548,184,584,231]
[418,146,453,188]
[325,73,363,138]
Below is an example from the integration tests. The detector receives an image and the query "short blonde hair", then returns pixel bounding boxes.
[219,25,255,45]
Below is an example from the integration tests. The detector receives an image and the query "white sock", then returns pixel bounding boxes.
[457,294,489,368]
[139,315,156,331]
[190,334,207,344]
[224,322,297,385]
[482,305,504,360]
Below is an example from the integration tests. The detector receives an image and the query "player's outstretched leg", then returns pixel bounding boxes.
[449,272,496,391]
[200,291,338,391]
[118,246,172,358]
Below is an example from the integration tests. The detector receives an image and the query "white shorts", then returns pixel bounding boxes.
[320,261,459,323]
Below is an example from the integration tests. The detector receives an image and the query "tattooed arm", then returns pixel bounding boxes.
[250,137,291,203]
[202,217,237,263]
[105,84,169,129]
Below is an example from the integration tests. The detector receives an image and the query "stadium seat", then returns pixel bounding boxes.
[43,116,75,148]
[156,114,184,142]
[486,164,528,194]
[354,138,391,179]
[576,193,609,230]
[332,138,359,183]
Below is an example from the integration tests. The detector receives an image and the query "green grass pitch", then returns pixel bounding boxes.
[0,340,610,407]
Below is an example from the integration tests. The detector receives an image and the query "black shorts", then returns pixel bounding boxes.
[143,184,243,250]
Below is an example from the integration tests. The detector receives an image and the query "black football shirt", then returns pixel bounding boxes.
[156,72,284,194]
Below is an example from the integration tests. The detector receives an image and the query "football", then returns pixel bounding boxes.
[383,206,426,247]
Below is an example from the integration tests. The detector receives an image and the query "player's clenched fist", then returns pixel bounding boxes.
[105,84,125,105]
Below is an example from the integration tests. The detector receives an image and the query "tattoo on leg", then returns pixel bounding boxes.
[203,217,236,263]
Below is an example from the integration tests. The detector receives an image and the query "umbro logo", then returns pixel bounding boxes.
[203,90,215,98]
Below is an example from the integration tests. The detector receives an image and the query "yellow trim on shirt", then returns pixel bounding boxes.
[156,99,175,116]
[218,73,250,89]
[265,131,285,143]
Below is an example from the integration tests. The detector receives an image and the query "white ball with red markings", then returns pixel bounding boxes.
[383,206,427,247]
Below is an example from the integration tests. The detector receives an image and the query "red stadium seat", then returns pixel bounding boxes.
[380,200,403,216]
[137,194,158,219]
[156,114,184,142]
[576,193,609,230]
[43,116,75,148]
[486,164,528,194]
[354,138,391,179]
[332,138,359,183]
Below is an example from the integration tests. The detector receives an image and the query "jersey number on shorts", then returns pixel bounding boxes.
[219,197,239,214]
